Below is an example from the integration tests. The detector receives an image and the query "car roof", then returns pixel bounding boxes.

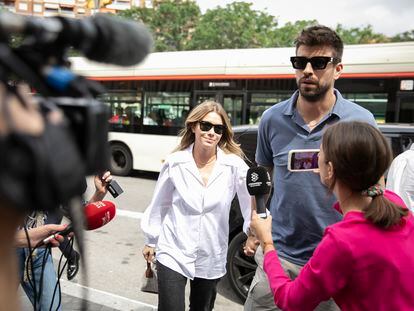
[378,123,414,134]
[233,123,414,135]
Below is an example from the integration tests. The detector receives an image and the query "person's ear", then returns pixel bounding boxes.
[333,62,343,80]
[325,161,335,185]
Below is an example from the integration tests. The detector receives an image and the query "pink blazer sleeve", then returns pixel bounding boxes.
[263,230,352,311]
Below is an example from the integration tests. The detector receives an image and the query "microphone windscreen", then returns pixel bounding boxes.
[246,166,272,195]
[86,14,153,66]
[84,200,116,230]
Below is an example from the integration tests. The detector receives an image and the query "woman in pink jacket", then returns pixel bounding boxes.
[251,121,414,311]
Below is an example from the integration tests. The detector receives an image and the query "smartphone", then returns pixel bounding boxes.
[287,149,320,172]
[107,179,124,198]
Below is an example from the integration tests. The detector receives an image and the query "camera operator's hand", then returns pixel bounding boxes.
[14,224,68,248]
[89,171,112,203]
[0,84,44,137]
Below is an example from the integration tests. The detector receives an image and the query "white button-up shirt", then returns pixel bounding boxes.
[141,144,251,279]
[386,144,414,211]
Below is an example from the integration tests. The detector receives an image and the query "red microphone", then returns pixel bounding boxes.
[83,200,116,230]
[42,201,116,244]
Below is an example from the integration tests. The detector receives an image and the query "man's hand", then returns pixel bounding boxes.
[142,245,155,263]
[15,224,68,248]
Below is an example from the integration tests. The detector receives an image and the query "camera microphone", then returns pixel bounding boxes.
[0,12,153,67]
[42,200,116,244]
[246,166,272,219]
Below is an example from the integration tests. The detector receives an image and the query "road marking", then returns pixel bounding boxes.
[59,279,157,310]
[116,208,144,220]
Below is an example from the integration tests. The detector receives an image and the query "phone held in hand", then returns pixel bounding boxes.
[107,180,124,198]
[287,149,320,172]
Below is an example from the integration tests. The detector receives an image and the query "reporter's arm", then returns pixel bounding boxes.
[250,209,274,252]
[263,232,351,310]
[88,171,112,202]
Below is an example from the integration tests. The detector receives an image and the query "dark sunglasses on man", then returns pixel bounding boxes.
[290,56,341,70]
[199,121,225,135]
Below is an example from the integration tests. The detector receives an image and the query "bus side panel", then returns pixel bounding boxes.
[109,132,181,172]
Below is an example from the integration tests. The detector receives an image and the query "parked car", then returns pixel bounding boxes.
[226,123,414,301]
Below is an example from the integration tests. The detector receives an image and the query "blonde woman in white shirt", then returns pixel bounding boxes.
[141,101,253,311]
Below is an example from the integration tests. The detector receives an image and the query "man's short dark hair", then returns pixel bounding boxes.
[295,25,344,60]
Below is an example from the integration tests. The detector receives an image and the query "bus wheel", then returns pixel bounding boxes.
[110,143,132,176]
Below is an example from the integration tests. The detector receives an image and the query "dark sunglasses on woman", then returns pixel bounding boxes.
[290,56,341,70]
[199,121,225,135]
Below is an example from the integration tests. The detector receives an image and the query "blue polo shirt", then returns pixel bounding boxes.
[256,89,377,265]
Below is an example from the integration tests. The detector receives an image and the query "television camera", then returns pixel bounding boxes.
[0,12,152,213]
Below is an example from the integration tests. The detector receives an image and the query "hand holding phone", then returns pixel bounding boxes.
[287,149,320,172]
[99,171,124,198]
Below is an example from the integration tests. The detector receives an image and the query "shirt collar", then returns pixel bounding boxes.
[283,89,345,120]
[174,143,229,164]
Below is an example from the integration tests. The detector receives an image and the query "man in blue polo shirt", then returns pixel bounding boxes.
[244,25,376,311]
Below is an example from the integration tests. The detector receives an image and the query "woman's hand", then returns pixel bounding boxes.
[250,209,273,243]
[142,245,155,263]
[89,171,113,202]
[94,171,112,195]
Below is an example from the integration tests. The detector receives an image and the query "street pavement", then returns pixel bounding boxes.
[19,173,244,311]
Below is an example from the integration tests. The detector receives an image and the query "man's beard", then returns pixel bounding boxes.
[298,81,330,102]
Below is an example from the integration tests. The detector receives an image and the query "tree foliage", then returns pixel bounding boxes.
[187,2,278,50]
[118,1,414,52]
[119,0,200,51]
[335,24,390,44]
[273,20,319,47]
[391,30,414,42]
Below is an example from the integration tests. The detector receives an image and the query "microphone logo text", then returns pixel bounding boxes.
[251,172,259,182]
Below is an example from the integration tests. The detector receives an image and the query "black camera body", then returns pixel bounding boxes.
[44,97,110,175]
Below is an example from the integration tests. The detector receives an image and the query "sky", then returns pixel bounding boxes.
[195,0,414,36]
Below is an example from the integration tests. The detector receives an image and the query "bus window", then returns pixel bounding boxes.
[144,92,191,128]
[173,109,190,127]
[398,95,414,123]
[195,93,217,106]
[249,93,291,124]
[223,94,243,125]
[343,93,388,123]
[99,92,142,132]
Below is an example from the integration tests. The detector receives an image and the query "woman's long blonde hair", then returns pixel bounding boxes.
[173,101,244,158]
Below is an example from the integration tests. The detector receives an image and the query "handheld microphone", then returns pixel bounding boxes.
[0,12,153,66]
[42,200,116,244]
[246,166,272,219]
